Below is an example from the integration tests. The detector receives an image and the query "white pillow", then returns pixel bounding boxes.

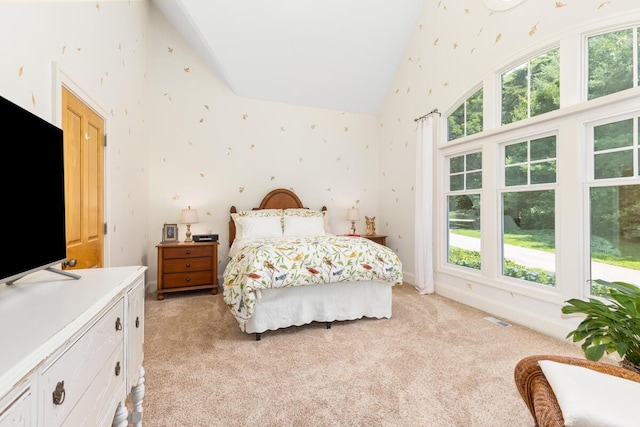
[232,209,283,239]
[538,360,640,427]
[283,216,325,237]
[235,216,283,239]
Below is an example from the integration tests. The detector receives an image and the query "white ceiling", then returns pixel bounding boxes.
[152,0,424,115]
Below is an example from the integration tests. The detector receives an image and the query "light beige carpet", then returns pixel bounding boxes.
[142,284,584,426]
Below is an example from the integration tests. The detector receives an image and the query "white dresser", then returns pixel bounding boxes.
[0,266,147,427]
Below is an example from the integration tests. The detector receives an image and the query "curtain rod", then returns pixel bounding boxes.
[414,108,441,122]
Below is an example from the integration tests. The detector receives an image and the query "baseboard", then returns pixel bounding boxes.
[434,281,576,342]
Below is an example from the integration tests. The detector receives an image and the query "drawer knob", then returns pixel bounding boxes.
[115,317,123,331]
[115,361,121,376]
[186,250,192,254]
[52,381,66,405]
[135,316,140,328]
[186,263,191,268]
[186,277,191,282]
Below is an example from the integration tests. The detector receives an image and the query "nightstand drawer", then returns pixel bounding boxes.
[365,235,386,246]
[162,271,213,288]
[163,245,212,259]
[163,257,211,273]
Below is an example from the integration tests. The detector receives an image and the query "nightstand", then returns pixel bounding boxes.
[363,234,387,246]
[156,241,218,300]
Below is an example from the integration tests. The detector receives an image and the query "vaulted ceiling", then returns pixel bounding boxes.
[152,0,424,115]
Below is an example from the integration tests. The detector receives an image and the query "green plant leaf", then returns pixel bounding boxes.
[583,343,608,361]
[562,280,640,364]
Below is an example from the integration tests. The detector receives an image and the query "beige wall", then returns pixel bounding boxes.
[0,0,150,270]
[145,4,381,285]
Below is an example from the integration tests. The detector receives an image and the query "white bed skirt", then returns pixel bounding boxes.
[244,280,392,334]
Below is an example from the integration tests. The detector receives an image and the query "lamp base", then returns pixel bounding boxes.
[184,224,193,242]
[349,221,357,235]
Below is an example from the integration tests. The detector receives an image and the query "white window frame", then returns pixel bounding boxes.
[498,131,559,287]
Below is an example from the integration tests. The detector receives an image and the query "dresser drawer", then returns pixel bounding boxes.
[40,299,124,426]
[162,271,213,288]
[0,383,32,427]
[163,245,212,259]
[163,257,211,273]
[60,344,124,427]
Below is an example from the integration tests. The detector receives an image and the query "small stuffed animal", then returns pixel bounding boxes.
[365,216,376,235]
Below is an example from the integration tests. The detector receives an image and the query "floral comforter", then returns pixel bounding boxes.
[223,235,403,328]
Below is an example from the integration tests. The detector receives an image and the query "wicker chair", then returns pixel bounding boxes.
[514,355,640,427]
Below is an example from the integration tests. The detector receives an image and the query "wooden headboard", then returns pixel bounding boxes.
[229,188,326,247]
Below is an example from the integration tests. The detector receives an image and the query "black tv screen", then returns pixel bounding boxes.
[0,95,67,284]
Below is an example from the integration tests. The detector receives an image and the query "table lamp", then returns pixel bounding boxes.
[347,208,360,235]
[180,206,199,242]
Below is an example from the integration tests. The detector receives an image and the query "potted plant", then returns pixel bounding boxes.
[562,279,640,373]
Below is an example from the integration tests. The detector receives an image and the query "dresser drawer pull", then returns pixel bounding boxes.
[135,316,140,328]
[186,277,191,282]
[115,361,121,376]
[52,381,66,405]
[186,263,191,268]
[115,317,122,331]
[186,250,192,255]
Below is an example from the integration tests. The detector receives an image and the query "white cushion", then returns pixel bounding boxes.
[283,216,325,237]
[232,209,283,239]
[235,216,283,239]
[538,360,640,427]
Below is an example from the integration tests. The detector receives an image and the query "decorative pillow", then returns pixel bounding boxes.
[283,216,325,237]
[538,360,640,427]
[232,209,283,239]
[235,216,283,240]
[283,208,323,218]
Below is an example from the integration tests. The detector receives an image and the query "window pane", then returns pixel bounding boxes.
[530,160,556,184]
[448,103,465,141]
[466,171,482,189]
[502,63,528,125]
[505,165,527,186]
[589,185,640,294]
[594,119,633,151]
[502,190,556,286]
[447,87,484,141]
[448,194,481,270]
[530,49,560,117]
[466,88,483,136]
[530,136,556,161]
[466,152,482,170]
[588,28,634,100]
[505,141,528,165]
[594,151,634,179]
[450,174,464,191]
[450,156,464,173]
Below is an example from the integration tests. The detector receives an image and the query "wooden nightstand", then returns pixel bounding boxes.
[363,234,387,246]
[156,241,218,300]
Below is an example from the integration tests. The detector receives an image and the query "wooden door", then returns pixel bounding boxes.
[61,87,104,269]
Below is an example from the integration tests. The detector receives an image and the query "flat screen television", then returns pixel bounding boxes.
[0,95,68,285]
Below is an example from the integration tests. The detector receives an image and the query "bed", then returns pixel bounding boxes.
[223,188,403,340]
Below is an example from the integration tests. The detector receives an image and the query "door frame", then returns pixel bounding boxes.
[51,62,110,267]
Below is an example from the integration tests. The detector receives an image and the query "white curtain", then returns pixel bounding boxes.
[414,114,439,294]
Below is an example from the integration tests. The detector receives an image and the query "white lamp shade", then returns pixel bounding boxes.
[180,206,199,224]
[346,208,360,221]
